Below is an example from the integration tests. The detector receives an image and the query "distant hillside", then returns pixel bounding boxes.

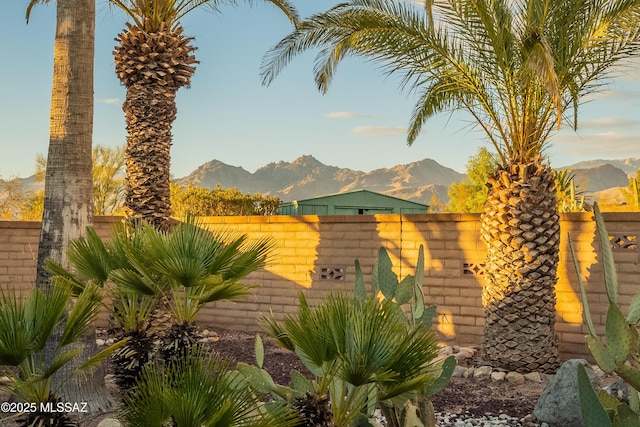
[8,156,638,208]
[566,158,640,175]
[176,155,464,204]
[570,164,630,193]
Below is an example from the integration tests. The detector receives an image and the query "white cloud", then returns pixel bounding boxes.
[324,111,376,119]
[578,117,640,129]
[553,131,640,157]
[585,88,640,105]
[98,98,121,105]
[352,126,407,136]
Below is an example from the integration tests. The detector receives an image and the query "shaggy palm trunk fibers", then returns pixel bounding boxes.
[480,162,560,373]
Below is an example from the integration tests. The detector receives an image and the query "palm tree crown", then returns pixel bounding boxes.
[110,0,299,229]
[262,0,640,165]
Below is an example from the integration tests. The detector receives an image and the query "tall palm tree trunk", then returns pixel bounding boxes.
[123,84,176,230]
[114,22,197,231]
[480,162,560,373]
[35,0,94,289]
[34,0,115,413]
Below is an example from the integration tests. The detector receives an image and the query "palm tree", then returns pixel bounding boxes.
[0,284,123,427]
[26,0,94,290]
[260,0,640,372]
[25,0,117,412]
[109,0,299,230]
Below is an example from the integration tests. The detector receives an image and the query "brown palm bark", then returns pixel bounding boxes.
[114,22,197,230]
[480,162,560,373]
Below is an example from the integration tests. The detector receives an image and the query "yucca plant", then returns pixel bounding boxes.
[571,202,640,426]
[121,345,298,427]
[0,283,124,427]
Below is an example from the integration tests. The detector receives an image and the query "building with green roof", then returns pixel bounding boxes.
[277,189,429,215]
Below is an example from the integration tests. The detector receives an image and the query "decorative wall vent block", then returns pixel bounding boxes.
[609,234,638,252]
[320,267,346,281]
[463,262,485,276]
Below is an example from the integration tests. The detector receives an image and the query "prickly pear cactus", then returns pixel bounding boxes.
[354,245,455,427]
[354,245,437,327]
[572,203,640,426]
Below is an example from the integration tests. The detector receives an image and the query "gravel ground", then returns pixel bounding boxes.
[0,327,551,427]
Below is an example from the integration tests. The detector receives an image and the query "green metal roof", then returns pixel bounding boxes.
[278,189,429,215]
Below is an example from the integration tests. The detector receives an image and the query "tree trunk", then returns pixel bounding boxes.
[35,0,114,413]
[480,162,560,373]
[122,83,176,231]
[113,22,197,231]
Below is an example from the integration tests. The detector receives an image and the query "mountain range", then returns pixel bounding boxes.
[177,155,639,204]
[5,156,637,206]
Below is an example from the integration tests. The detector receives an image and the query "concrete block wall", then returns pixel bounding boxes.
[0,212,638,361]
[196,212,639,361]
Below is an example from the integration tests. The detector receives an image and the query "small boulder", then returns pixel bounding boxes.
[473,365,493,381]
[454,347,476,361]
[452,366,467,378]
[524,372,542,383]
[462,367,475,379]
[505,372,525,385]
[532,359,600,427]
[491,371,507,382]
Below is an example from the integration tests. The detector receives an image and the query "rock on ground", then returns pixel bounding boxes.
[532,359,600,427]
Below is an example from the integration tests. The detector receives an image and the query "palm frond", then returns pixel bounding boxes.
[111,293,156,333]
[41,348,83,380]
[109,0,299,32]
[122,346,297,426]
[262,0,640,162]
[27,285,70,352]
[110,268,163,295]
[0,289,39,366]
[191,279,254,303]
[59,284,103,347]
[260,0,300,28]
[74,338,129,382]
[46,262,88,296]
[64,227,114,284]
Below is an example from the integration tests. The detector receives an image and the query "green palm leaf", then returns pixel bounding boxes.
[262,0,640,162]
[122,346,297,427]
[60,284,103,347]
[74,338,129,382]
[0,289,41,366]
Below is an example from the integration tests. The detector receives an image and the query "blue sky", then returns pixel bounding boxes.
[1,0,639,179]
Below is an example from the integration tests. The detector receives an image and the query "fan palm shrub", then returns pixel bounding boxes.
[260,0,640,372]
[48,218,272,382]
[0,284,124,427]
[120,345,298,427]
[247,292,448,427]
